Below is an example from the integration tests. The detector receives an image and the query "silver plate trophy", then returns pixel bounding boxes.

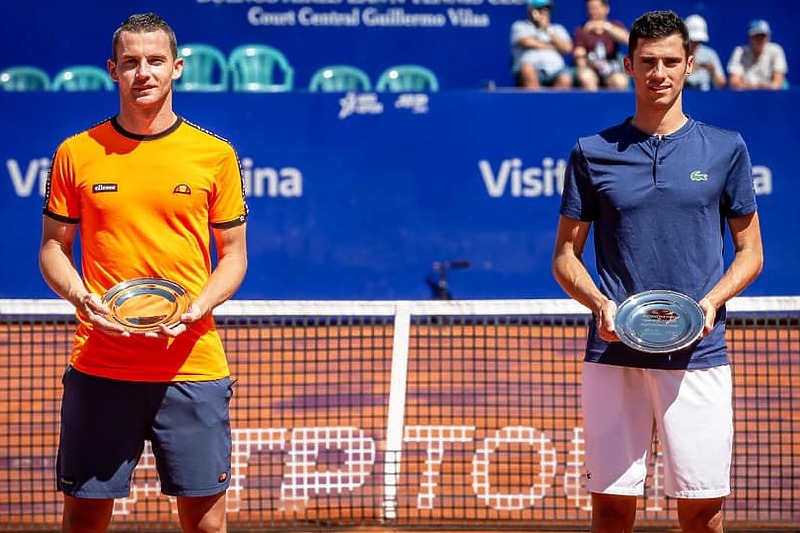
[614,290,705,353]
[101,277,190,333]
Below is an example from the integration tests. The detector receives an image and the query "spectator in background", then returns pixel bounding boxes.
[684,14,726,90]
[572,0,629,90]
[510,0,573,90]
[727,19,788,90]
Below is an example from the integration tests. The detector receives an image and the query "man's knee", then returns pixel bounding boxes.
[177,492,228,533]
[591,493,636,532]
[517,65,540,88]
[62,496,114,533]
[677,498,725,532]
[576,66,600,88]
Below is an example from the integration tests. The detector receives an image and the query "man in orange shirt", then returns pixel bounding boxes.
[39,12,248,532]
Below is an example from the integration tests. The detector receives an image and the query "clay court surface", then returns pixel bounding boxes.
[1,317,798,531]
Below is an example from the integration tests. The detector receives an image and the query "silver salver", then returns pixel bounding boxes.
[614,290,705,354]
[101,277,190,333]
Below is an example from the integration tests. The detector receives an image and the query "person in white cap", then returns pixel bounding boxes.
[684,14,726,90]
[727,19,788,90]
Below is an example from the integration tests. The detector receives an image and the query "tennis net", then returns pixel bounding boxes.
[1,297,798,531]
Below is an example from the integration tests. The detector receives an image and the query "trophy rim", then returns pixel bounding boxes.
[614,290,704,354]
[101,277,190,332]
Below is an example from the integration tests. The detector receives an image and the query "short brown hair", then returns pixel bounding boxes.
[111,12,178,61]
[628,10,690,58]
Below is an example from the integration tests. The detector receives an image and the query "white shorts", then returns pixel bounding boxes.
[582,362,732,499]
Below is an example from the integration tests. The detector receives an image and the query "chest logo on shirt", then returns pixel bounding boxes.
[173,184,192,195]
[690,170,709,182]
[92,183,118,193]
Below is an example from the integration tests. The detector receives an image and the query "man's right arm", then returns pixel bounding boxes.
[726,46,748,89]
[39,216,124,333]
[552,215,618,341]
[39,216,87,307]
[572,29,588,67]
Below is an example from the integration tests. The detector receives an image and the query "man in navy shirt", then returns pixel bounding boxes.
[552,10,763,533]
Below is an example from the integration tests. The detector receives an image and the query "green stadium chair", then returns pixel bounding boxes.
[308,65,371,92]
[52,65,113,91]
[228,44,294,92]
[175,43,228,92]
[375,64,439,92]
[0,66,51,91]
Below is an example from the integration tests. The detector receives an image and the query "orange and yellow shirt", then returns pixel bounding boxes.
[44,117,248,382]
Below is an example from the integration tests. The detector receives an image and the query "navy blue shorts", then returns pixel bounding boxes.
[57,366,234,498]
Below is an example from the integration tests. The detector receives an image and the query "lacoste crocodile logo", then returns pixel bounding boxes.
[690,170,708,181]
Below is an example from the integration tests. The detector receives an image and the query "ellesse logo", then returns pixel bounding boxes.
[92,183,118,193]
[173,184,192,195]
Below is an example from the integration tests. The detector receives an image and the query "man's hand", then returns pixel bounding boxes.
[77,293,131,336]
[149,301,205,338]
[697,298,718,337]
[595,299,620,343]
[584,20,607,34]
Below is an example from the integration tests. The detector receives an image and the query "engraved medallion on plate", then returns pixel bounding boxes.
[101,277,190,332]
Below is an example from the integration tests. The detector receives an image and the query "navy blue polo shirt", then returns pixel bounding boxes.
[560,117,758,369]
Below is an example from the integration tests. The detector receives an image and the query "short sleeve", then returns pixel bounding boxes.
[573,27,588,49]
[553,24,572,45]
[773,44,788,74]
[560,141,594,222]
[710,49,725,76]
[727,46,744,75]
[510,20,532,46]
[722,134,757,218]
[43,141,80,222]
[210,145,248,228]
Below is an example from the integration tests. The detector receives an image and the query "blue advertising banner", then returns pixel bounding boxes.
[1,90,797,299]
[1,0,795,90]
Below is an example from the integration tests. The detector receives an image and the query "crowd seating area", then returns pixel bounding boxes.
[0,43,440,93]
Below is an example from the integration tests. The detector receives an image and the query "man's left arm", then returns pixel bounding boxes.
[548,26,573,55]
[163,223,248,336]
[767,45,789,89]
[767,69,786,90]
[699,212,763,333]
[195,223,248,319]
